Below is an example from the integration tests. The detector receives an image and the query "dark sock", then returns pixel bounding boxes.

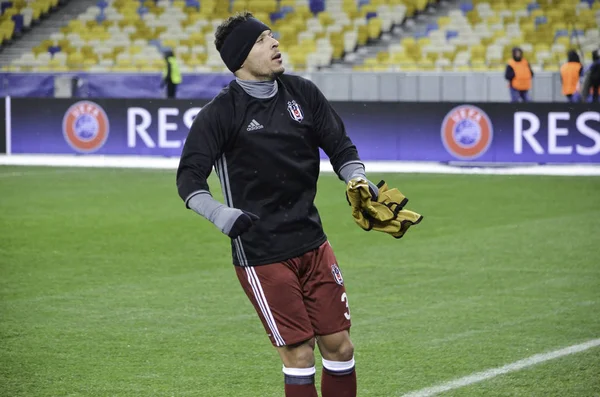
[283,366,318,397]
[321,358,357,397]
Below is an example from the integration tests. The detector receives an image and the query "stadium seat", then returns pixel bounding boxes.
[8,0,597,73]
[357,0,600,72]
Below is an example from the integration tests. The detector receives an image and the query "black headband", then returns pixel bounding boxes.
[219,18,271,73]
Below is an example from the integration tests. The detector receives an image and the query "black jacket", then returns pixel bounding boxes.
[177,74,361,266]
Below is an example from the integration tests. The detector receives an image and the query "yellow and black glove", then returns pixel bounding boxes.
[346,178,423,239]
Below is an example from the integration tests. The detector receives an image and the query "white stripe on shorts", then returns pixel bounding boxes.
[245,267,285,346]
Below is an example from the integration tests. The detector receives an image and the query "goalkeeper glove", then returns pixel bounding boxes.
[346,178,423,239]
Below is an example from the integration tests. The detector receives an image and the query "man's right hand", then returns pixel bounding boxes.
[213,207,260,238]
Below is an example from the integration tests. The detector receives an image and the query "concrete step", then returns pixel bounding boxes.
[327,0,459,70]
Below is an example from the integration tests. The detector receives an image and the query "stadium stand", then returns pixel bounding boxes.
[0,0,62,49]
[4,0,600,73]
[356,0,600,72]
[5,0,425,72]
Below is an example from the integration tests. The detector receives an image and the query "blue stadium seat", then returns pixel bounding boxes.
[446,30,459,40]
[309,0,325,14]
[281,5,294,15]
[571,29,584,38]
[185,0,199,9]
[426,22,438,33]
[554,29,569,39]
[460,2,473,13]
[48,45,61,56]
[270,11,284,23]
[535,16,547,26]
[137,6,149,16]
[12,13,23,34]
[1,1,13,14]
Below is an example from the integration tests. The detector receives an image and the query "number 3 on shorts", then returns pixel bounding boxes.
[341,292,351,320]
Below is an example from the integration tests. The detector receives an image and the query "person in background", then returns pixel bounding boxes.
[505,47,534,103]
[560,50,583,103]
[580,49,600,103]
[161,49,182,98]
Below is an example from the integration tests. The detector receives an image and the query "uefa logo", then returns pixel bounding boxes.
[62,101,110,153]
[441,105,493,160]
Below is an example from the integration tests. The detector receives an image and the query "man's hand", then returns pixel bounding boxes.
[213,208,260,238]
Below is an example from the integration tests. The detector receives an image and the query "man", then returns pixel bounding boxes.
[580,49,600,103]
[560,50,583,102]
[176,12,384,397]
[505,47,534,103]
[161,49,182,98]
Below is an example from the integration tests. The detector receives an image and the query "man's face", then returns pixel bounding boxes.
[513,50,522,61]
[241,30,285,80]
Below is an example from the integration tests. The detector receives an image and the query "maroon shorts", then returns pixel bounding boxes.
[235,241,352,347]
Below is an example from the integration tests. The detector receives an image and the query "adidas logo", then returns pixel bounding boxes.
[246,119,264,131]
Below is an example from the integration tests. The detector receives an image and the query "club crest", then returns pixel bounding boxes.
[287,100,304,122]
[331,263,344,286]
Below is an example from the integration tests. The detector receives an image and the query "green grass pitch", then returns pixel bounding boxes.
[1,165,599,397]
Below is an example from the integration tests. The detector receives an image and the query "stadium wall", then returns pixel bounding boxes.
[3,97,599,165]
[0,71,567,102]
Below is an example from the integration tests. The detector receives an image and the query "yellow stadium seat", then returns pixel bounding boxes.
[364,58,378,67]
[253,0,277,13]
[318,11,335,27]
[437,16,451,29]
[232,0,249,13]
[67,52,84,68]
[390,52,412,64]
[491,2,508,12]
[367,17,382,40]
[376,51,390,64]
[555,36,570,47]
[294,5,312,19]
[466,10,482,25]
[470,44,486,59]
[357,24,369,46]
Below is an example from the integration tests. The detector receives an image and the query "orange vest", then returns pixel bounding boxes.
[508,59,532,90]
[560,62,581,95]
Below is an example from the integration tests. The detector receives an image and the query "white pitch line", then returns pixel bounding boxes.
[0,169,82,178]
[1,155,600,176]
[400,338,600,397]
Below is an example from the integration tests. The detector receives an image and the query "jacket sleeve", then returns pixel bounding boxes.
[529,63,534,78]
[166,60,172,82]
[580,68,592,102]
[505,65,515,81]
[307,79,361,177]
[176,102,232,206]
